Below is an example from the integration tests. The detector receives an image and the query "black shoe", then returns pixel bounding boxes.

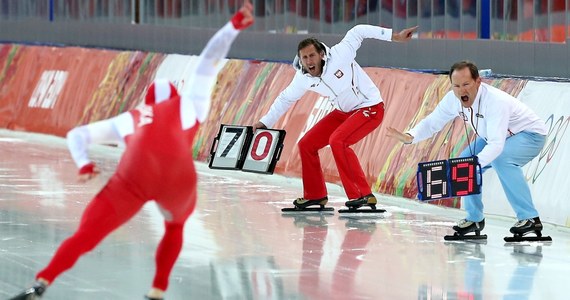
[510,217,543,235]
[9,282,47,300]
[345,194,377,208]
[293,197,328,209]
[145,296,163,300]
[452,218,485,235]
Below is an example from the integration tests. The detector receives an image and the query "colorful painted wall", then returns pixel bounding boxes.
[1,44,568,227]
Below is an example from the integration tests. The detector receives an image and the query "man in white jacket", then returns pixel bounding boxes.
[253,24,417,210]
[387,61,548,238]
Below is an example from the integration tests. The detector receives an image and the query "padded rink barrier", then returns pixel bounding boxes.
[0,44,165,136]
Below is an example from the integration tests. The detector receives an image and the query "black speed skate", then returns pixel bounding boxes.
[339,194,386,214]
[504,217,552,243]
[444,219,487,241]
[9,281,47,300]
[281,197,334,213]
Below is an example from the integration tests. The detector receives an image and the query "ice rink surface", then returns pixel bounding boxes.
[0,129,569,300]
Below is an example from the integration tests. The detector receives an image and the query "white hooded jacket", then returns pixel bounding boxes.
[259,25,393,128]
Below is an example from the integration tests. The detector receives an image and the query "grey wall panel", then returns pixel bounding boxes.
[491,41,517,76]
[515,43,537,77]
[1,21,568,79]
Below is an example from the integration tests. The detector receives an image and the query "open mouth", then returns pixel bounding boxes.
[308,65,316,72]
[461,95,469,102]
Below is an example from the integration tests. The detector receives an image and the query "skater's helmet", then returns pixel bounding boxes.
[145,78,179,105]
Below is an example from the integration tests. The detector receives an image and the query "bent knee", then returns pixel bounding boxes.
[298,135,321,152]
[328,134,346,149]
[491,158,520,169]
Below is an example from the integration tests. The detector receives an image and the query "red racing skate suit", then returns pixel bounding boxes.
[36,20,244,292]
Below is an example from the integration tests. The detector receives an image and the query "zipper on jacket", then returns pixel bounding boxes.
[317,77,338,110]
[319,77,338,98]
[350,63,369,100]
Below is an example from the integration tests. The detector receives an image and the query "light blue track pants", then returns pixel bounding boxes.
[458,131,546,222]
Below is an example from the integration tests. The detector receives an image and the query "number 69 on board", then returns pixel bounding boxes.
[416,156,482,201]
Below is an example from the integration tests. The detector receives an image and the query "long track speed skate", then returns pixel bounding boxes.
[504,217,552,243]
[444,231,488,241]
[339,194,386,214]
[281,197,334,214]
[504,234,552,243]
[8,281,46,300]
[444,219,487,241]
[281,207,334,213]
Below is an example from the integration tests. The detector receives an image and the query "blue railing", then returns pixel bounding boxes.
[0,0,568,43]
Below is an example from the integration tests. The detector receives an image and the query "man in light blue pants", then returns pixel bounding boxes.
[461,132,545,223]
[387,61,548,238]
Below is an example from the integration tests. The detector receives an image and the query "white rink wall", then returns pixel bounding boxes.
[479,81,570,227]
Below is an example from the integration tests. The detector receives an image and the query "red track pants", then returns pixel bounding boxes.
[298,102,384,200]
[36,174,196,291]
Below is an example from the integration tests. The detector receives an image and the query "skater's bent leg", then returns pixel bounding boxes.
[298,111,343,199]
[493,160,538,220]
[36,191,144,283]
[152,221,185,291]
[463,193,484,222]
[329,105,382,199]
[491,132,544,220]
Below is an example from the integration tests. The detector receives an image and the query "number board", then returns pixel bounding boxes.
[209,125,253,170]
[416,156,482,201]
[416,160,449,201]
[208,124,286,175]
[242,129,286,174]
[449,156,482,197]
